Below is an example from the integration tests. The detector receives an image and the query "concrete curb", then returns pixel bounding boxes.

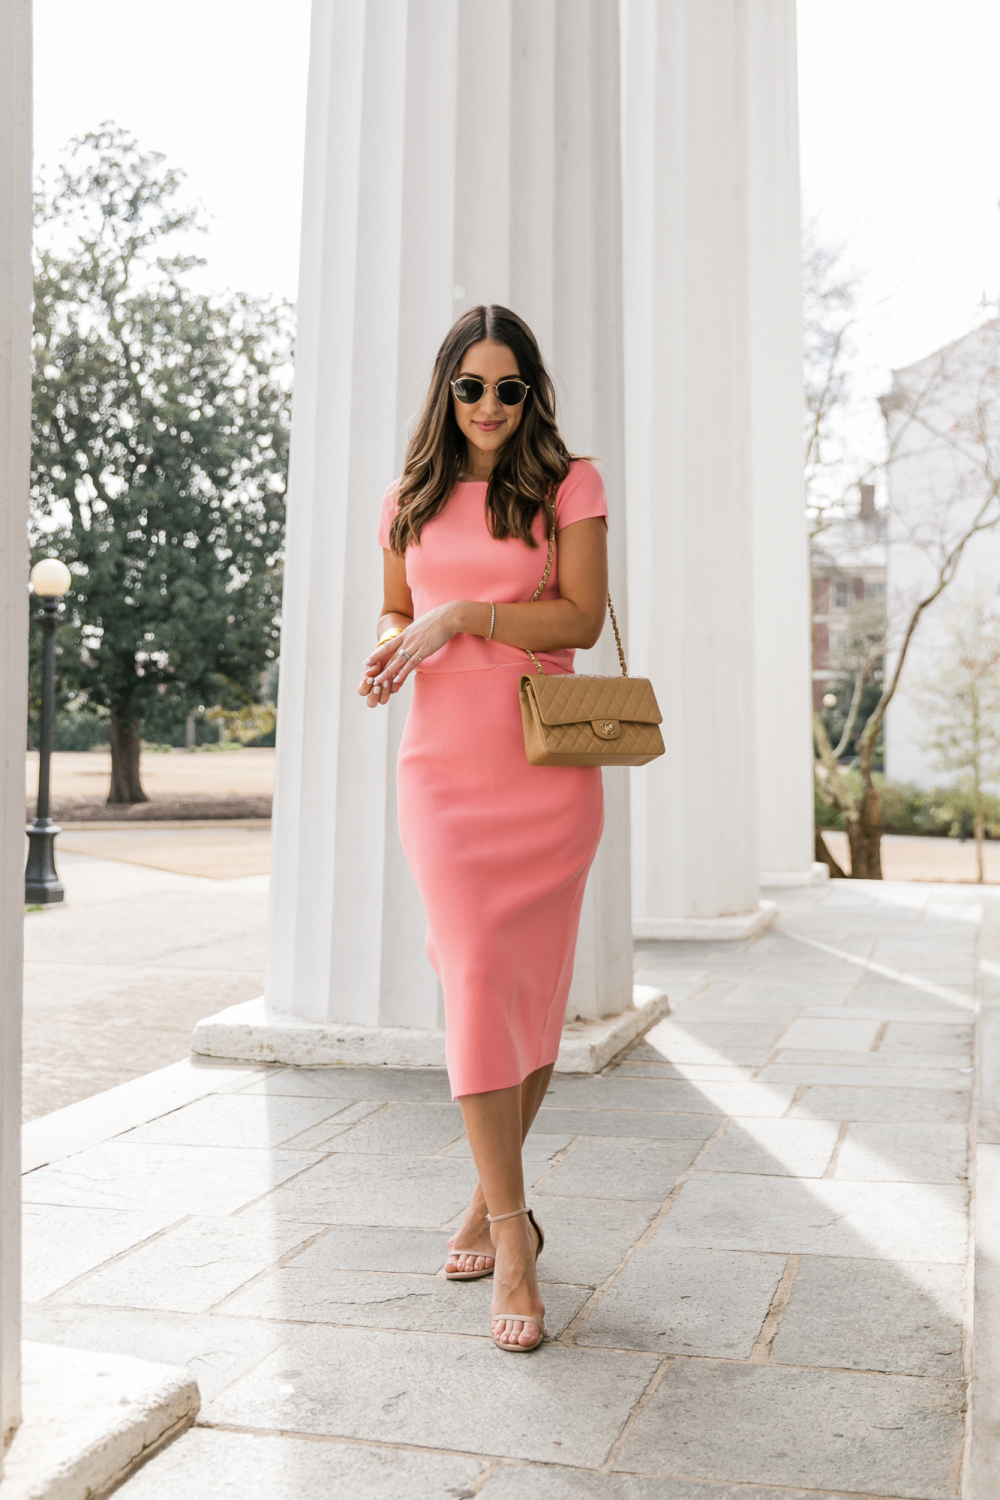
[967,890,1000,1497]
[22,1058,268,1174]
[0,1343,198,1500]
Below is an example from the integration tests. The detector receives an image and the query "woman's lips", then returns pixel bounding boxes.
[474,420,503,431]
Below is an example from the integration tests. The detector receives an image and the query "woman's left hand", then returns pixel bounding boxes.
[360,602,467,707]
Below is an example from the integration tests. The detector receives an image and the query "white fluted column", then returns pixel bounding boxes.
[194,0,655,1072]
[0,0,30,1454]
[747,0,818,887]
[623,0,779,939]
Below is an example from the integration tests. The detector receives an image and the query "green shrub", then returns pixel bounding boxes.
[52,707,109,751]
[923,779,1000,840]
[813,765,1000,839]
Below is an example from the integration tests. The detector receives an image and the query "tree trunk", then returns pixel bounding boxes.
[975,809,985,884]
[814,827,847,878]
[108,710,148,804]
[848,780,883,879]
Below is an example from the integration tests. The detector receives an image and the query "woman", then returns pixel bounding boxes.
[358,305,608,1352]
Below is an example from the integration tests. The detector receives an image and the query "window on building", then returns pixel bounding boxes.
[834,581,850,610]
[867,581,885,600]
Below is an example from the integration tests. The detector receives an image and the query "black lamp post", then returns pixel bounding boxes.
[25,557,72,905]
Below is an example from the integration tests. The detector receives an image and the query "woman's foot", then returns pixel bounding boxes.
[445,1197,495,1278]
[489,1210,545,1350]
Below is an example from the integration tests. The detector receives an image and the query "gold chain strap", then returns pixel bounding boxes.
[607,593,628,677]
[523,496,628,678]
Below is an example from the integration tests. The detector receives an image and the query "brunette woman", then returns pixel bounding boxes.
[359,306,608,1352]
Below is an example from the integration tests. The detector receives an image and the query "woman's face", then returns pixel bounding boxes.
[451,338,525,462]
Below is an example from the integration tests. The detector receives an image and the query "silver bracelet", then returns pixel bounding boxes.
[487,601,496,641]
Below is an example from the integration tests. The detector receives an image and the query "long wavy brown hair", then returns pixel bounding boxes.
[389,305,577,555]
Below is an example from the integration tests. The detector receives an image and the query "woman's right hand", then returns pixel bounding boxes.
[358,601,473,707]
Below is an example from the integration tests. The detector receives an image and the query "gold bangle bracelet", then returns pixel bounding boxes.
[377,627,404,646]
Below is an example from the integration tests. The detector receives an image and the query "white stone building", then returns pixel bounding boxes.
[882,320,1000,788]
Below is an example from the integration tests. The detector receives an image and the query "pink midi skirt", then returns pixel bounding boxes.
[397,663,604,1098]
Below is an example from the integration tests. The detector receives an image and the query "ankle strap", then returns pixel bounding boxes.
[486,1206,528,1223]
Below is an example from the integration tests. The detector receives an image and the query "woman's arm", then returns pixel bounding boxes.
[376,549,414,642]
[359,518,607,706]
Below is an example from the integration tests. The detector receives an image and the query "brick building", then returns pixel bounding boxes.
[811,485,887,709]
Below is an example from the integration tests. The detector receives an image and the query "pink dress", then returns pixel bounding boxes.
[377,460,607,1097]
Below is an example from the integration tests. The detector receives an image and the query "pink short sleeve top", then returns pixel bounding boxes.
[377,458,608,674]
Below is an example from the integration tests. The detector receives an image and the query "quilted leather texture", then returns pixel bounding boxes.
[519,674,665,767]
[523,673,662,726]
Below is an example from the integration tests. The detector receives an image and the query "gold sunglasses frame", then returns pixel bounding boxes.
[450,376,531,407]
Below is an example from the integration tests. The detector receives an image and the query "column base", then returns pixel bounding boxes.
[759,862,830,888]
[1,1343,198,1500]
[633,900,777,942]
[191,985,670,1076]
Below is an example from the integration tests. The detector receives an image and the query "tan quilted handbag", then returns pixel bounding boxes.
[518,506,665,768]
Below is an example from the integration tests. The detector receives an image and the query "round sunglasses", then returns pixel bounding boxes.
[451,375,530,406]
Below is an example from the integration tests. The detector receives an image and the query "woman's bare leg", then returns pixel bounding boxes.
[458,1081,545,1347]
[445,1063,554,1277]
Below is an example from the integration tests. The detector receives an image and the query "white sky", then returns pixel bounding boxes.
[33,0,312,303]
[33,0,1000,397]
[798,0,1000,387]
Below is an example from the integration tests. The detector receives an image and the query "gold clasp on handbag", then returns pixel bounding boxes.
[593,719,621,739]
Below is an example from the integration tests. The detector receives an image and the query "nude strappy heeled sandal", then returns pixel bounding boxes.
[444,1237,496,1281]
[486,1206,546,1353]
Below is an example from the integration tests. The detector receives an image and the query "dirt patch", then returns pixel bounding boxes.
[29,794,273,822]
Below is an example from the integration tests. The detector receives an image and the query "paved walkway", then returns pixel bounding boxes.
[21,878,981,1497]
[23,852,266,1118]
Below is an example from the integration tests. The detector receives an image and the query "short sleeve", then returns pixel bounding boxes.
[377,480,401,548]
[554,460,608,530]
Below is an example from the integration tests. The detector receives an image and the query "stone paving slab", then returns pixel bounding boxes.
[240,1067,455,1102]
[241,1152,481,1225]
[23,880,985,1496]
[219,1266,590,1336]
[204,1325,659,1467]
[653,1172,969,1262]
[697,1118,839,1177]
[120,1092,358,1149]
[116,1428,486,1500]
[322,1100,466,1154]
[22,1140,323,1215]
[835,1122,969,1184]
[534,1107,716,1139]
[761,1063,971,1088]
[792,1086,970,1122]
[51,1215,320,1314]
[291,1225,450,1273]
[520,1197,660,1287]
[531,1136,702,1200]
[614,1360,966,1498]
[480,1469,859,1500]
[539,1075,796,1115]
[23,1304,290,1400]
[771,1255,965,1377]
[575,1246,785,1357]
[22,1202,181,1301]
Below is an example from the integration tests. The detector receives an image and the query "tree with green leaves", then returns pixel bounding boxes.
[30,126,291,802]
